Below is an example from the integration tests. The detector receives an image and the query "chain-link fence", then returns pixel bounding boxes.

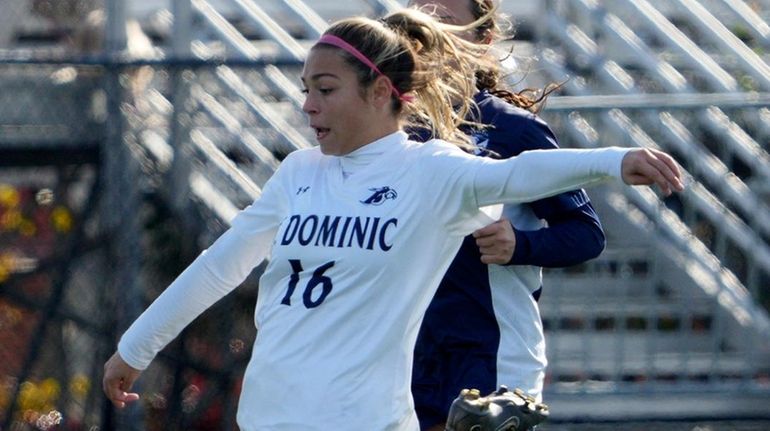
[0,164,100,431]
[0,56,255,430]
[0,2,113,423]
[0,58,275,430]
[0,0,266,424]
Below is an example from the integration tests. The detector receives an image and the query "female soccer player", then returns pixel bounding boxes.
[103,7,683,430]
[408,1,605,429]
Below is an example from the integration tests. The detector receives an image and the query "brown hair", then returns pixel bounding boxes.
[466,0,561,113]
[469,0,498,42]
[317,9,498,149]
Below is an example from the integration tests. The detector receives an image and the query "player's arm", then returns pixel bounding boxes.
[425,143,682,237]
[103,157,294,405]
[472,147,682,207]
[473,109,683,207]
[105,210,281,405]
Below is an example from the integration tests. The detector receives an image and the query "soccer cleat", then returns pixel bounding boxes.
[445,385,549,431]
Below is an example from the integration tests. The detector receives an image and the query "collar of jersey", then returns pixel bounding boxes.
[337,131,408,178]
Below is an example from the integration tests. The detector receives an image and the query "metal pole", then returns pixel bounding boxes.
[173,0,193,58]
[105,0,127,54]
[168,0,197,236]
[101,1,145,430]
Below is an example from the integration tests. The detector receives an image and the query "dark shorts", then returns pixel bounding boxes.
[411,327,498,429]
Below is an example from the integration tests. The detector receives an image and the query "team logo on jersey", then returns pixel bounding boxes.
[360,186,398,205]
[296,186,310,195]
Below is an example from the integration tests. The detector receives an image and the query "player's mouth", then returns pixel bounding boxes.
[312,126,330,141]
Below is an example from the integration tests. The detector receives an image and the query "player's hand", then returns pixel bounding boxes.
[103,351,141,408]
[621,148,684,196]
[473,218,516,265]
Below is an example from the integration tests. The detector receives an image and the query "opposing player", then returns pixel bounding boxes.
[103,8,684,430]
[408,1,604,429]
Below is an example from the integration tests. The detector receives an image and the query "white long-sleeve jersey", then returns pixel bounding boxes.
[118,131,627,430]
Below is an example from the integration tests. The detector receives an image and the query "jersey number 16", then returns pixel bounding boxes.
[280,259,335,308]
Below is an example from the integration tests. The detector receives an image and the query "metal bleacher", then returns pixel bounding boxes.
[1,0,769,426]
[528,0,770,419]
[137,0,770,421]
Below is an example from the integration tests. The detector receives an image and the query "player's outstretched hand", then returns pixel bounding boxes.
[621,148,684,196]
[103,351,141,409]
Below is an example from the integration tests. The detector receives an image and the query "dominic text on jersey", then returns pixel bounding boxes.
[280,214,398,251]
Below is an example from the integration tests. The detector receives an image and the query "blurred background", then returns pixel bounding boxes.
[0,0,769,430]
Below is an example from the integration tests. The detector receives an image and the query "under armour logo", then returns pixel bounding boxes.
[360,186,397,205]
[296,186,310,195]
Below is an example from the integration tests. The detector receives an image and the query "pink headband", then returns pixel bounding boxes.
[315,34,414,103]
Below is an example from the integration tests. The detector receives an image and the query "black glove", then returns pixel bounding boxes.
[445,385,549,431]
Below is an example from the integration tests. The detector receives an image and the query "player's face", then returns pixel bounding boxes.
[301,47,388,156]
[410,0,477,41]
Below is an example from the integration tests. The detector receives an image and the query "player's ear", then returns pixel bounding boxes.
[370,75,393,108]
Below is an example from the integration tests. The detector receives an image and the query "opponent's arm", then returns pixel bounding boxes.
[474,202,604,266]
[472,116,606,266]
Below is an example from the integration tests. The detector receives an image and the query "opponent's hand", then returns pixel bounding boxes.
[473,218,516,265]
[103,351,141,408]
[621,148,684,196]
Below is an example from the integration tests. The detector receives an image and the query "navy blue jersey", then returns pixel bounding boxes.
[411,90,605,429]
